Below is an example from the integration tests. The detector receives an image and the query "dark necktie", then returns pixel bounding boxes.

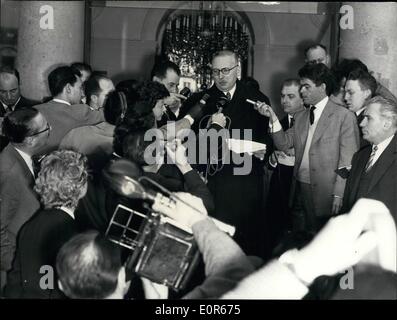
[310,106,316,125]
[32,154,45,178]
[365,145,378,172]
[225,92,231,101]
[289,117,295,128]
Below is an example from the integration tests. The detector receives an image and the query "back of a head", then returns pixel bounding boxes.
[151,60,180,80]
[56,230,122,299]
[71,62,92,74]
[48,66,80,97]
[1,107,39,144]
[116,79,141,97]
[84,74,110,106]
[136,81,169,106]
[103,90,133,126]
[122,129,150,166]
[299,63,336,96]
[112,99,155,157]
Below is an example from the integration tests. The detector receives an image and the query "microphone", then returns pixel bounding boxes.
[188,93,211,120]
[179,87,191,98]
[246,98,259,106]
[216,96,229,113]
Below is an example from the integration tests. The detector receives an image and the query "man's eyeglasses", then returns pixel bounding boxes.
[211,65,238,76]
[28,123,51,137]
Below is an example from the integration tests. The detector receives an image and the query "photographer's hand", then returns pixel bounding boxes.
[152,192,208,228]
[284,198,388,285]
[165,139,192,174]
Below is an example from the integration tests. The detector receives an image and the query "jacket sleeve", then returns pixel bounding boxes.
[0,174,20,271]
[271,127,295,153]
[3,232,23,298]
[183,170,215,214]
[183,219,256,299]
[220,259,309,299]
[333,112,360,197]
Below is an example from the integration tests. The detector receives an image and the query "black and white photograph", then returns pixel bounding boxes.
[0,0,396,307]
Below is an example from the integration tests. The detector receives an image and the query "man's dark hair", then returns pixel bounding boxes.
[241,77,260,91]
[0,66,20,83]
[298,63,336,96]
[56,230,122,299]
[71,62,92,74]
[116,79,141,97]
[150,60,180,80]
[304,43,327,56]
[346,69,377,97]
[48,66,81,97]
[113,122,130,157]
[281,78,301,90]
[136,81,169,109]
[122,129,151,166]
[332,58,369,85]
[84,74,108,105]
[2,107,40,143]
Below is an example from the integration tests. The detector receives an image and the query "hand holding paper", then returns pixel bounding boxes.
[226,138,267,155]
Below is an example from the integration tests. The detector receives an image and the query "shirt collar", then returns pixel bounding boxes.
[59,206,75,220]
[13,146,34,177]
[1,97,21,111]
[373,134,394,153]
[314,96,328,111]
[355,107,366,116]
[223,84,237,100]
[53,98,71,106]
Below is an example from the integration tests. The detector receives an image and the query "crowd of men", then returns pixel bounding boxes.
[0,43,396,299]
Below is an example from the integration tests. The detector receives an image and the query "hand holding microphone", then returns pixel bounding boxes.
[247,99,278,123]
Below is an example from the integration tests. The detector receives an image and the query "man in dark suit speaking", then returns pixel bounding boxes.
[183,50,272,257]
[342,96,397,224]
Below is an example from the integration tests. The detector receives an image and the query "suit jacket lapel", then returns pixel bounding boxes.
[311,101,334,145]
[350,146,371,202]
[367,135,397,193]
[8,145,35,184]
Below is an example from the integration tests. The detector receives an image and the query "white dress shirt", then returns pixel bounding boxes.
[222,83,237,100]
[370,134,395,166]
[297,96,329,183]
[59,206,75,220]
[1,97,21,112]
[14,146,34,177]
[52,98,71,106]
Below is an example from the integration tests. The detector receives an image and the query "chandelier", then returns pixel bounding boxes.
[162,1,250,91]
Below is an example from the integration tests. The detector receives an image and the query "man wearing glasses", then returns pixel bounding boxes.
[183,50,272,257]
[0,108,50,292]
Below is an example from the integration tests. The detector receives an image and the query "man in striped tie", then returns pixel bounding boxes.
[342,96,397,224]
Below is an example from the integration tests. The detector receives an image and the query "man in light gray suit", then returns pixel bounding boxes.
[257,63,359,234]
[34,66,104,154]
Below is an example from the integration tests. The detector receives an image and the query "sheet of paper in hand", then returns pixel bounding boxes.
[226,138,266,155]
